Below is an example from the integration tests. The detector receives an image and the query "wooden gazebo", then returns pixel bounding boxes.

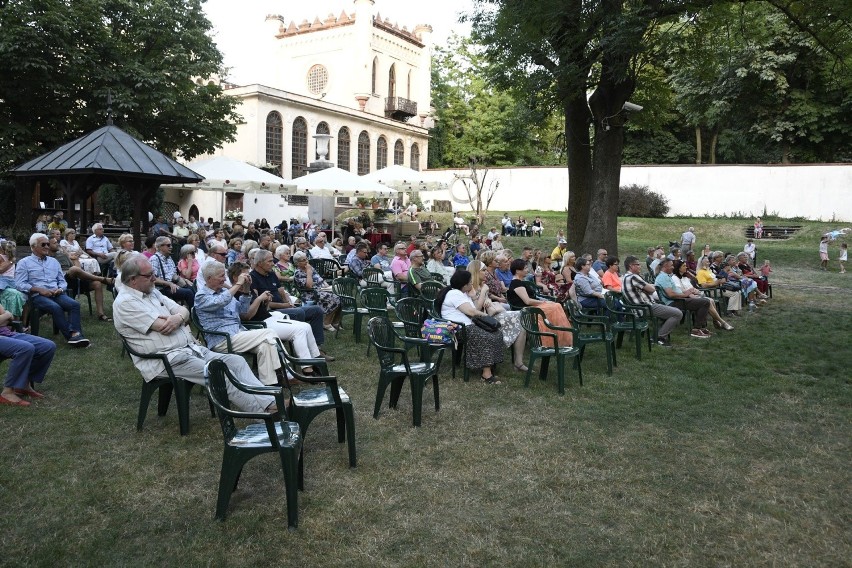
[10,124,203,249]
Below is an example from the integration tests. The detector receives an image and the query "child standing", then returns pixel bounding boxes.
[760,260,772,279]
[840,243,848,274]
[819,236,829,271]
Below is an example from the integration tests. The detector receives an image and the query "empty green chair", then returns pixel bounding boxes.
[519,307,582,394]
[277,346,356,487]
[205,359,302,529]
[605,292,652,359]
[565,300,616,375]
[418,280,443,316]
[309,257,343,281]
[367,316,446,427]
[331,277,368,342]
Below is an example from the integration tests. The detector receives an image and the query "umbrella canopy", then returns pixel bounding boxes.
[289,167,393,198]
[361,164,447,191]
[161,156,296,193]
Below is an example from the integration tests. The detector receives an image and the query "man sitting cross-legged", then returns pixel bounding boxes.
[621,255,683,348]
[227,261,323,375]
[15,233,90,347]
[194,260,283,385]
[114,255,276,413]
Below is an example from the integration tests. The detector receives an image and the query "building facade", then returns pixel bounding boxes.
[168,0,434,224]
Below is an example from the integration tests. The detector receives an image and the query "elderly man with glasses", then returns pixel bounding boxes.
[196,243,230,287]
[14,233,90,347]
[151,236,194,308]
[114,255,277,413]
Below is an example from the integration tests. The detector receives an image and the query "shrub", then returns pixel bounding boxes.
[619,184,670,218]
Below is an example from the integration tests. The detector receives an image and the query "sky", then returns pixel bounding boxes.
[202,0,475,85]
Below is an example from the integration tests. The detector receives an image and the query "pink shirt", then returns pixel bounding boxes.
[390,256,411,280]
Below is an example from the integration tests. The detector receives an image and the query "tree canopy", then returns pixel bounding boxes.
[465,0,851,254]
[0,0,240,177]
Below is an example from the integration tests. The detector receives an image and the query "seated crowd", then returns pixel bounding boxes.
[0,213,773,407]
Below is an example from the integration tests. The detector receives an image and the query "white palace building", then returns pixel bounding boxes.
[164,0,434,225]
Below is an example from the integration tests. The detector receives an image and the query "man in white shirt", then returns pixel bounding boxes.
[309,233,334,260]
[85,223,117,274]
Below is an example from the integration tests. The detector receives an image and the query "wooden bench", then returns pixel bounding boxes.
[745,225,802,239]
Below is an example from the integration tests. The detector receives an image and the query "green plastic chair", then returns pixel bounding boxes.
[309,257,343,281]
[277,345,356,487]
[565,300,616,375]
[359,287,403,354]
[394,297,428,339]
[519,307,583,394]
[363,266,402,305]
[418,280,443,316]
[331,277,368,342]
[120,335,212,436]
[367,316,446,427]
[205,360,302,529]
[605,292,652,360]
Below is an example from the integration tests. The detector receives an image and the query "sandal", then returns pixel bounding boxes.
[513,363,529,372]
[97,314,113,322]
[481,375,502,385]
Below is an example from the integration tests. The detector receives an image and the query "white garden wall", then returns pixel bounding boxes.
[416,164,852,221]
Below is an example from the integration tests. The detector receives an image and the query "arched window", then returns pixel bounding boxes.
[292,117,307,178]
[265,111,283,175]
[338,127,351,172]
[407,71,412,99]
[388,64,396,99]
[394,139,404,165]
[410,143,420,171]
[316,122,330,160]
[376,136,388,170]
[371,57,378,95]
[357,131,370,175]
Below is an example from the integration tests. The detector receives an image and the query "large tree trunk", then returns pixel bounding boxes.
[564,96,593,250]
[695,126,702,164]
[709,130,718,164]
[582,124,624,256]
[583,55,634,257]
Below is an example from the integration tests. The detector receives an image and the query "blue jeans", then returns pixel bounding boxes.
[30,293,82,340]
[277,305,326,346]
[0,333,57,388]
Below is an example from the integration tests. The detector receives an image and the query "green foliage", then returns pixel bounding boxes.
[618,184,670,218]
[0,179,16,228]
[97,184,163,222]
[429,34,565,168]
[0,0,240,177]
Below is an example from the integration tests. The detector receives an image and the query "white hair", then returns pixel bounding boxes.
[92,222,104,231]
[29,233,48,246]
[201,260,226,281]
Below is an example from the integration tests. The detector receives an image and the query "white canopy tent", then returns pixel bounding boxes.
[160,156,297,221]
[162,156,296,193]
[288,167,396,239]
[288,166,394,198]
[361,164,448,192]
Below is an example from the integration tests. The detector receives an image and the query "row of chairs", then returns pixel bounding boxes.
[122,308,358,529]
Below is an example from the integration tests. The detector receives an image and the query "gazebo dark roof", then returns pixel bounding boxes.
[10,124,203,183]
